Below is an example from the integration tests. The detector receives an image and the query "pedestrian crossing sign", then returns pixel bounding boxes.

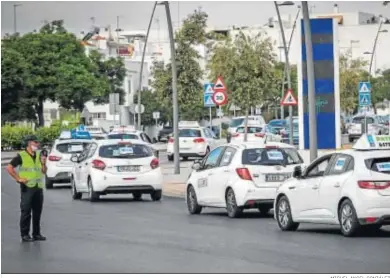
[358,81,371,107]
[359,93,371,106]
[358,82,371,94]
[204,94,215,107]
[204,83,216,107]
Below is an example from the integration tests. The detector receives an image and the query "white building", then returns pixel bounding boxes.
[43,9,390,126]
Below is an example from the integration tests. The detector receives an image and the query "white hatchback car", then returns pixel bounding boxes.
[274,134,390,237]
[45,139,92,189]
[70,139,162,202]
[230,125,282,143]
[185,141,304,218]
[166,122,218,161]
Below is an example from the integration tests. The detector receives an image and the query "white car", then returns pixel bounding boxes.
[166,121,218,161]
[230,125,282,143]
[70,139,162,202]
[348,115,387,142]
[185,141,304,218]
[274,134,390,237]
[107,126,158,155]
[227,116,266,142]
[46,139,92,189]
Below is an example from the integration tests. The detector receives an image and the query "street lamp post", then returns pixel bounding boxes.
[302,1,318,162]
[161,1,180,174]
[280,4,301,119]
[369,23,388,81]
[137,2,158,131]
[13,4,22,34]
[274,1,294,145]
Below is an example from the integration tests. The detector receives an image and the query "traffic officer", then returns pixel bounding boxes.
[6,135,48,242]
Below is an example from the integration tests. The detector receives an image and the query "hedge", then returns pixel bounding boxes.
[1,123,79,150]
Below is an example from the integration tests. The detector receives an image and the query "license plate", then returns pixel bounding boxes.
[117,166,140,172]
[265,174,291,182]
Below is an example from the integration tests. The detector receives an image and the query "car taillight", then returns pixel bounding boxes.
[254,133,265,137]
[48,155,61,161]
[358,181,390,190]
[236,168,252,181]
[193,138,205,143]
[150,158,159,169]
[232,133,240,137]
[168,138,174,143]
[92,159,106,170]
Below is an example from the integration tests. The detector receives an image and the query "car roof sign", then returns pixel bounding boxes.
[353,134,390,150]
[178,121,200,128]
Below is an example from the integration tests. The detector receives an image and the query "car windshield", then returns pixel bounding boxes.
[236,126,262,133]
[269,120,286,127]
[107,133,139,140]
[99,143,153,159]
[352,117,374,124]
[56,142,89,154]
[178,129,201,137]
[242,148,303,166]
[230,118,245,128]
[365,157,390,174]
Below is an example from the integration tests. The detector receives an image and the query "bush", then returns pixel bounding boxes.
[1,124,73,150]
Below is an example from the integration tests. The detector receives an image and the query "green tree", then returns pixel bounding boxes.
[339,51,369,114]
[134,89,170,127]
[208,31,278,140]
[150,10,209,121]
[88,50,127,105]
[371,68,390,112]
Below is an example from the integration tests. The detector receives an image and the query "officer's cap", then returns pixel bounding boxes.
[23,135,40,143]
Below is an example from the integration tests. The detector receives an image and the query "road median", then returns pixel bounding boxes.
[163,182,186,198]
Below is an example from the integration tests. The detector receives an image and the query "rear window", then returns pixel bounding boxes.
[352,117,374,124]
[230,118,245,128]
[178,129,201,137]
[99,144,153,159]
[269,120,286,127]
[107,133,139,140]
[242,148,303,166]
[56,142,88,154]
[236,126,262,133]
[365,157,390,174]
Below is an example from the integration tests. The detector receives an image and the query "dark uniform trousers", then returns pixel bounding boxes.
[20,185,44,237]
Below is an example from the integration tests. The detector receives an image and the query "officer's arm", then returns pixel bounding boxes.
[7,155,25,183]
[40,150,48,174]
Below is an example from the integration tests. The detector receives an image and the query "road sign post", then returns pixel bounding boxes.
[213,76,228,140]
[358,81,371,133]
[204,83,216,130]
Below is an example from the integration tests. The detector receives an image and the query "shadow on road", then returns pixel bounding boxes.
[297,228,390,238]
[200,210,274,219]
[80,197,156,203]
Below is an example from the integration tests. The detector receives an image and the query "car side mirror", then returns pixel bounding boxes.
[192,161,202,171]
[292,165,302,178]
[70,155,78,163]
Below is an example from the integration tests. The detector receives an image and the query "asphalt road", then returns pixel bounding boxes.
[2,169,390,274]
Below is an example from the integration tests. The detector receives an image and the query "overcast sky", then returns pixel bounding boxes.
[2,1,390,36]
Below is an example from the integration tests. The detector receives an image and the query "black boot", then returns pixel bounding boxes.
[33,234,46,241]
[21,235,34,242]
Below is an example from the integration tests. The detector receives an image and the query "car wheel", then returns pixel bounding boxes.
[45,176,54,189]
[276,196,299,231]
[187,185,202,214]
[150,190,162,201]
[168,155,173,161]
[133,192,142,201]
[226,188,242,218]
[88,177,99,202]
[71,176,82,200]
[339,199,361,237]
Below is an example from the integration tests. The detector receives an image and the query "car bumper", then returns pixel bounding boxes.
[90,169,163,193]
[167,145,207,157]
[354,192,390,225]
[234,182,278,207]
[46,166,73,183]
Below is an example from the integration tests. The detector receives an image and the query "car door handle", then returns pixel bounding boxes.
[85,163,88,166]
[223,169,229,173]
[78,166,82,168]
[334,183,340,188]
[288,186,296,190]
[312,185,319,190]
[208,173,214,176]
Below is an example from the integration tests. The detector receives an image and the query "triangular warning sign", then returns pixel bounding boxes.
[204,95,215,106]
[359,83,370,93]
[360,95,369,105]
[206,84,214,94]
[213,76,226,91]
[281,89,298,106]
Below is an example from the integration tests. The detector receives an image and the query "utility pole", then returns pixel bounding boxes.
[138,2,158,130]
[275,1,293,145]
[302,1,318,161]
[163,1,180,174]
[13,4,21,34]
